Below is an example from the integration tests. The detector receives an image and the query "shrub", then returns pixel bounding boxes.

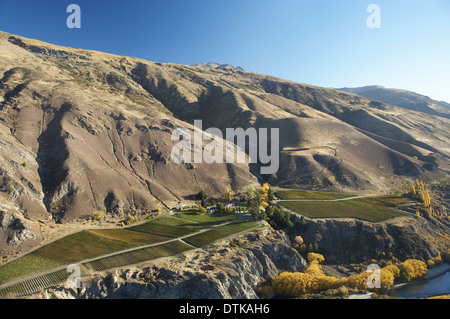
[307,253,325,264]
[92,210,106,221]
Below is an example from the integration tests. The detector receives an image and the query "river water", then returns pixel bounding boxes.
[388,264,450,299]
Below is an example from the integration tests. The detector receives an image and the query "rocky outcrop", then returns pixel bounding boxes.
[293,215,448,264]
[33,227,307,299]
[0,209,39,248]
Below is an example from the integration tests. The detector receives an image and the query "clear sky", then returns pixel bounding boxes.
[1,0,449,102]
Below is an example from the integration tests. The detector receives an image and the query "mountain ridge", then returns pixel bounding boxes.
[192,62,244,71]
[336,85,450,119]
[0,31,449,252]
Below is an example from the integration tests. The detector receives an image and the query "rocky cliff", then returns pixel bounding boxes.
[27,213,450,299]
[32,227,307,299]
[294,214,448,264]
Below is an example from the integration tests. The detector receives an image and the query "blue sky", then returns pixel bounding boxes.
[1,0,449,102]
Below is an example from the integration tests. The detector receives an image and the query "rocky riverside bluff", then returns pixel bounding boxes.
[30,227,307,299]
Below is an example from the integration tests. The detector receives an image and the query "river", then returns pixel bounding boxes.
[388,263,450,299]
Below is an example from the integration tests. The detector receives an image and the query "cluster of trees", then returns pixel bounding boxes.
[262,205,293,230]
[259,183,274,208]
[244,183,293,230]
[426,252,443,268]
[195,184,293,231]
[270,254,429,297]
[118,208,162,226]
[292,235,319,255]
[195,188,246,213]
[343,259,427,290]
[410,179,431,207]
[271,253,341,296]
[409,180,449,220]
[196,186,237,206]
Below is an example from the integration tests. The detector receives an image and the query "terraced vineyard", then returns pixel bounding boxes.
[128,216,203,237]
[0,211,260,298]
[279,195,409,222]
[275,189,356,200]
[0,265,90,299]
[184,220,261,247]
[84,240,193,272]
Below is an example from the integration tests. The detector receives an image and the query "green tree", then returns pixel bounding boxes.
[247,186,257,199]
[216,202,225,212]
[197,189,208,200]
[268,207,293,230]
[265,205,274,218]
[313,241,319,252]
[268,187,275,201]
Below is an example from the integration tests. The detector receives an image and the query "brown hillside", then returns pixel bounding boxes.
[0,31,448,233]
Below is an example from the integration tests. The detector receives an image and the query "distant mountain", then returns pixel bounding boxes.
[192,62,244,71]
[336,85,450,119]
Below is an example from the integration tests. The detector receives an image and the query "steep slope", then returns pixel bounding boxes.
[0,31,449,236]
[0,31,258,232]
[130,60,450,191]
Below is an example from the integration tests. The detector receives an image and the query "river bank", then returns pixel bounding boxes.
[388,263,450,299]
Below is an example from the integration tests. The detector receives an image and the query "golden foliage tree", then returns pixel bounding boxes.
[224,186,232,202]
[259,183,271,208]
[294,236,304,246]
[271,256,428,296]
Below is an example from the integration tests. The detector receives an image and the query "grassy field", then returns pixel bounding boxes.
[32,230,134,264]
[128,216,206,237]
[275,189,356,200]
[87,228,168,246]
[175,210,237,223]
[0,253,63,285]
[184,220,261,247]
[279,195,409,223]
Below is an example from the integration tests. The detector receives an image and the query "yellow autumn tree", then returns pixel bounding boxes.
[294,236,304,246]
[424,190,431,207]
[259,183,270,208]
[398,259,427,281]
[271,257,427,297]
[419,191,425,203]
[224,186,232,202]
